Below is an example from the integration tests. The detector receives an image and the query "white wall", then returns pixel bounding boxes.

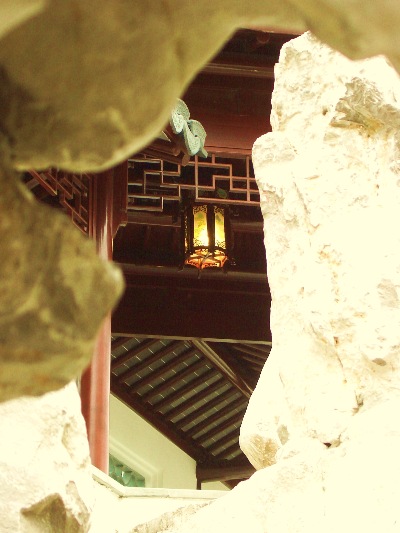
[90,467,227,533]
[109,394,228,491]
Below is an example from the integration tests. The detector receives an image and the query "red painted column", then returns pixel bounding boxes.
[81,169,114,473]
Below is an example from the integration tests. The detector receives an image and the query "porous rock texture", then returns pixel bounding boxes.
[0,382,94,532]
[2,2,400,532]
[0,164,124,402]
[1,1,400,174]
[138,33,400,533]
[0,0,400,404]
[243,32,400,467]
[0,0,304,174]
[0,0,46,41]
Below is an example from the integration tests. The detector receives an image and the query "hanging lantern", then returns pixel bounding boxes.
[184,204,228,269]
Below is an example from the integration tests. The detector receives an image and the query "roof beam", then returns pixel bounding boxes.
[234,343,271,361]
[112,268,271,343]
[192,340,254,399]
[203,60,274,79]
[196,461,255,483]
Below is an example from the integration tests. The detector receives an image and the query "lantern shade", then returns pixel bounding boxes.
[184,204,228,269]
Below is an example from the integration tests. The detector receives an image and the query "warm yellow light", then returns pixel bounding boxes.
[193,207,208,247]
[214,209,225,249]
[185,205,227,270]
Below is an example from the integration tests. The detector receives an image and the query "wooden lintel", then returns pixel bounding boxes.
[230,219,264,233]
[196,461,255,483]
[203,61,275,79]
[126,212,181,227]
[112,269,271,343]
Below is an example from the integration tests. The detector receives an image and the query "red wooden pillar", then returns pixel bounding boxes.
[80,162,128,473]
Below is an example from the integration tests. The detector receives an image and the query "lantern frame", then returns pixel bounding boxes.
[183,203,229,270]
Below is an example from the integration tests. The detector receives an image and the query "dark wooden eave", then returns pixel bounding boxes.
[110,336,270,486]
[112,265,271,343]
[25,29,298,488]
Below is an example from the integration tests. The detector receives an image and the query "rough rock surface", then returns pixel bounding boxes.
[0,164,124,402]
[0,0,46,40]
[138,32,400,533]
[0,382,94,532]
[1,1,400,174]
[244,33,400,467]
[0,1,304,173]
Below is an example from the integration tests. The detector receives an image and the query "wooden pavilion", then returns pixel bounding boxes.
[24,29,296,489]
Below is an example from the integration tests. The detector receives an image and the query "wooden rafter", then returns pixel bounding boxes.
[186,396,247,438]
[196,411,243,444]
[164,377,226,420]
[152,368,217,412]
[175,388,238,430]
[207,427,240,453]
[115,340,183,384]
[129,347,198,393]
[140,358,206,402]
[193,340,254,398]
[110,336,131,352]
[215,440,240,459]
[111,338,161,371]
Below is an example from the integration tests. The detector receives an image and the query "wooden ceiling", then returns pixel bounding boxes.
[110,336,271,488]
[111,29,295,488]
[24,29,296,489]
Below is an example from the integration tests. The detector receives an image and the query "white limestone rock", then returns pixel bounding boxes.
[0,165,124,402]
[156,32,400,533]
[241,32,400,469]
[0,0,304,173]
[155,440,328,533]
[286,0,400,74]
[0,382,94,532]
[1,1,400,174]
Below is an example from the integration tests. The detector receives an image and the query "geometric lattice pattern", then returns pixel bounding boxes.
[109,454,145,488]
[128,153,259,213]
[28,169,92,235]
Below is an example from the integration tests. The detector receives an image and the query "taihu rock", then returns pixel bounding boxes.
[138,32,400,533]
[0,1,400,175]
[0,164,123,401]
[0,382,94,532]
